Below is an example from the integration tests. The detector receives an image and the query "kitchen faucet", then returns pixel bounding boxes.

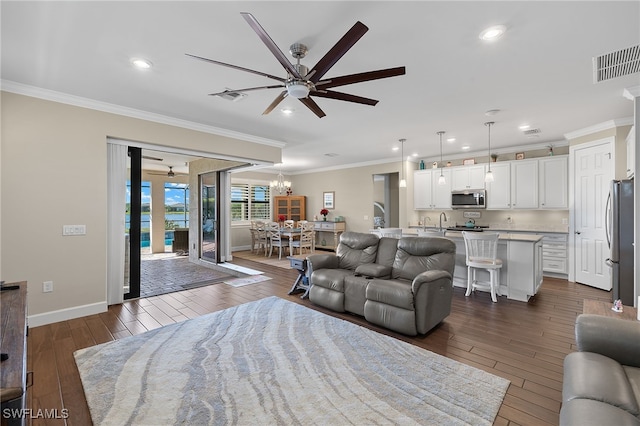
[439,212,447,231]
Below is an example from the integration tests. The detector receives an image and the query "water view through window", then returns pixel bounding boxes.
[126,181,189,248]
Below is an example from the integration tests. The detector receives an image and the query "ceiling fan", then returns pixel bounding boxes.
[186,12,406,118]
[147,166,187,178]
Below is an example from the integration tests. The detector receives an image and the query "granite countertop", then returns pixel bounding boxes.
[408,225,568,234]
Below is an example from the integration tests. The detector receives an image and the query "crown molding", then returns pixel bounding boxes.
[563,117,634,140]
[623,85,640,100]
[1,80,287,148]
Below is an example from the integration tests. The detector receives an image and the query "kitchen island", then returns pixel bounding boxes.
[402,228,544,302]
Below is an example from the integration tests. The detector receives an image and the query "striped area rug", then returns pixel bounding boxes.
[74,297,509,425]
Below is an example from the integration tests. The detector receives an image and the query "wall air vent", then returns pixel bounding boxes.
[216,89,247,102]
[593,45,640,83]
[324,153,339,157]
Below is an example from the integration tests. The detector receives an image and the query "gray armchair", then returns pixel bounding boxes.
[561,314,640,425]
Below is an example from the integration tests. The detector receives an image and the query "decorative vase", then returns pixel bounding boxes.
[323,216,327,221]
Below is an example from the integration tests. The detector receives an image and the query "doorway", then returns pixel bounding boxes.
[373,173,400,228]
[571,138,614,290]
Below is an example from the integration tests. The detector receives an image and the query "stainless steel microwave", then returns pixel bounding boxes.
[451,189,486,209]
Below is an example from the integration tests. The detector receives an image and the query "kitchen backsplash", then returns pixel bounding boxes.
[412,209,569,232]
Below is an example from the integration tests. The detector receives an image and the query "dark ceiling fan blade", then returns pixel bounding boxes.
[308,21,368,83]
[186,53,285,82]
[299,97,326,118]
[209,85,284,96]
[240,12,302,79]
[316,66,406,89]
[262,91,288,115]
[311,90,378,106]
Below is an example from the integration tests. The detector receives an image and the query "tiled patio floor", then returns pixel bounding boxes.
[140,251,233,298]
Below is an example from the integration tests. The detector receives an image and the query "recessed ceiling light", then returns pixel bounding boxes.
[447,138,456,143]
[461,145,471,151]
[131,58,152,69]
[519,124,531,130]
[392,147,399,151]
[479,25,506,41]
[485,109,501,116]
[281,108,295,115]
[411,153,418,157]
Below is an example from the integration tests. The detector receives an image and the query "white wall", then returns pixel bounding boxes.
[1,92,281,325]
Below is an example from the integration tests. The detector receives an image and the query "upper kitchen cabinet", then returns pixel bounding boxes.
[511,159,538,209]
[414,169,452,209]
[627,126,635,179]
[452,165,485,190]
[485,162,511,209]
[539,156,568,209]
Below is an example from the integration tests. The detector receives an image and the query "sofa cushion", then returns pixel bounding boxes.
[375,237,398,267]
[624,366,640,413]
[336,232,380,270]
[344,274,370,316]
[366,279,413,310]
[560,399,640,426]
[563,352,640,416]
[392,237,456,280]
[355,263,392,278]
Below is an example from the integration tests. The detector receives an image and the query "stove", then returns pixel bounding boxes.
[446,226,489,232]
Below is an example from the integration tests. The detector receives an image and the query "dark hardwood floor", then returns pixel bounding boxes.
[26,257,611,425]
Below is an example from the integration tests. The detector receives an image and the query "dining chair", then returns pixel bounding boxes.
[379,227,403,238]
[290,222,315,256]
[249,221,258,253]
[254,221,269,256]
[283,220,295,229]
[267,221,288,259]
[462,231,503,303]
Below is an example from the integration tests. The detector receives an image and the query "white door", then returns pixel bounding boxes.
[573,140,613,289]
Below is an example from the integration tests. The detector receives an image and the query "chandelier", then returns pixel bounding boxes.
[270,166,291,194]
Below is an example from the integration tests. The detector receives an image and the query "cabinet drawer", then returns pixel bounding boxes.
[543,249,566,258]
[543,258,567,273]
[543,242,566,251]
[320,223,336,230]
[542,234,568,243]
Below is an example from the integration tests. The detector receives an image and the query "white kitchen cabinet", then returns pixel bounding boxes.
[539,156,568,209]
[414,170,433,209]
[485,162,511,209]
[452,165,485,190]
[627,125,635,179]
[413,169,451,209]
[507,238,543,302]
[510,159,538,209]
[540,233,568,275]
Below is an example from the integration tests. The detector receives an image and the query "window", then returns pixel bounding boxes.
[231,182,270,222]
[126,180,151,233]
[165,182,189,229]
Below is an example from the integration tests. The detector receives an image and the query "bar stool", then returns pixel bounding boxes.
[462,231,503,303]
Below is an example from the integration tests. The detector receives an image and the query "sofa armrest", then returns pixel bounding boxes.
[355,263,392,279]
[575,314,640,367]
[307,254,339,271]
[411,270,452,293]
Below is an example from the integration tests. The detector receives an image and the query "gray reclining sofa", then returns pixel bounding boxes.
[561,314,640,425]
[307,231,456,336]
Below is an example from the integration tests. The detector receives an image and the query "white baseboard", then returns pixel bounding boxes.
[28,301,107,327]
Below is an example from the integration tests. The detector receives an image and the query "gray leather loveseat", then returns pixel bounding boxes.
[561,314,640,425]
[307,232,456,336]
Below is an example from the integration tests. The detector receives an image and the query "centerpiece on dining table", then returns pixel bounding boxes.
[320,209,329,221]
[278,214,286,227]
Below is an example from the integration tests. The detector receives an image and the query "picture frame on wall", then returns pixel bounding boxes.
[516,152,525,160]
[462,158,475,165]
[323,191,335,209]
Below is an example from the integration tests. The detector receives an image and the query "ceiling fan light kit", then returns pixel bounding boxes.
[187,12,405,117]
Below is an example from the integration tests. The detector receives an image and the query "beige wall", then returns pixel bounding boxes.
[1,92,280,323]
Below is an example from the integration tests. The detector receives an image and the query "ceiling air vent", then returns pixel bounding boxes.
[216,89,247,102]
[523,128,541,136]
[593,45,640,83]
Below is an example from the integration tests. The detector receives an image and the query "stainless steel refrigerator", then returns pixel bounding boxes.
[605,179,635,305]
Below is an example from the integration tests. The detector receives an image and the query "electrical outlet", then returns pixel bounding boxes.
[363,215,369,221]
[43,281,53,293]
[562,218,568,225]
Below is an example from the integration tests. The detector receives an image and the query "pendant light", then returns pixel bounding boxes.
[437,131,446,185]
[399,138,407,188]
[484,121,495,183]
